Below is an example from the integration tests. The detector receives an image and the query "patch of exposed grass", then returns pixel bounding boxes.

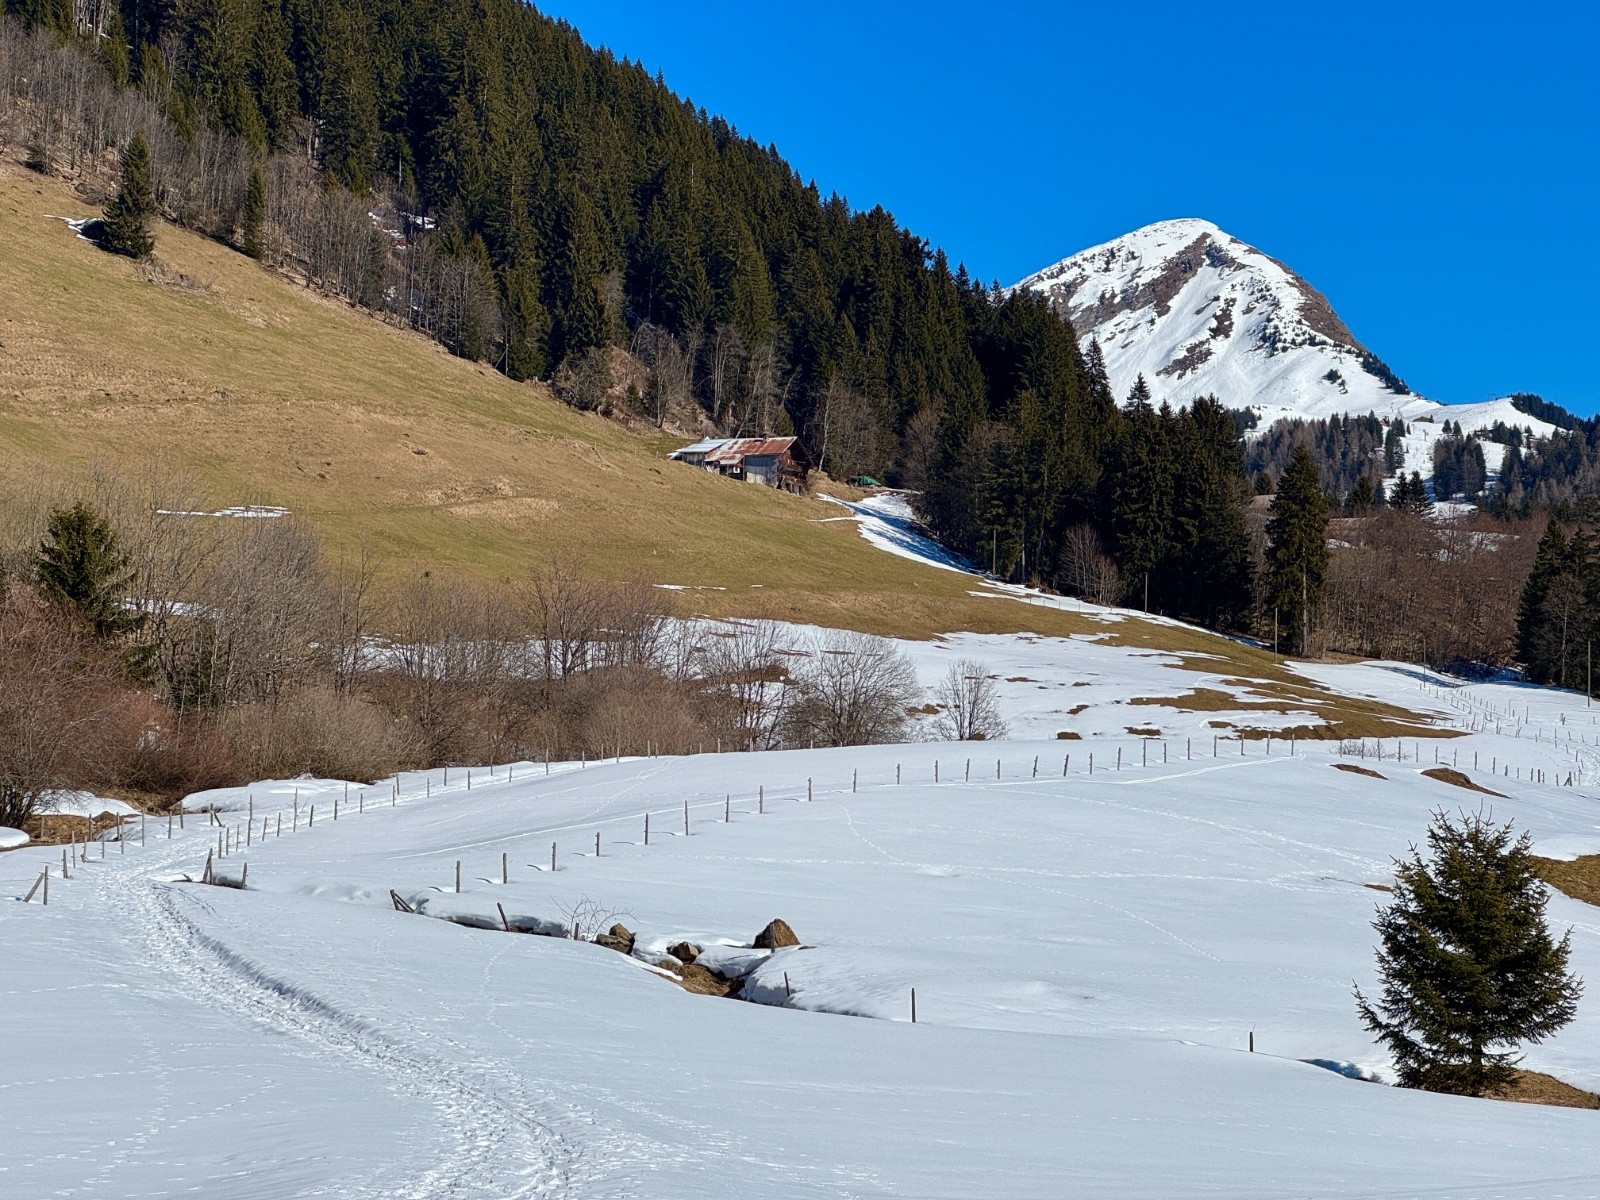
[1333,763,1387,780]
[1532,854,1600,909]
[1491,1069,1600,1109]
[1421,767,1506,797]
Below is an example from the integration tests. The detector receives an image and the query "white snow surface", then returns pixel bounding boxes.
[0,826,28,850]
[1013,219,1559,451]
[14,640,1600,1194]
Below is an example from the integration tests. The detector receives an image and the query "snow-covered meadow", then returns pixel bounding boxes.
[11,633,1600,1197]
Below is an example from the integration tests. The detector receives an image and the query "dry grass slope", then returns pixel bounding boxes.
[0,164,1448,737]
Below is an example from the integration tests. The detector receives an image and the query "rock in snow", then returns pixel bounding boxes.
[753,918,799,949]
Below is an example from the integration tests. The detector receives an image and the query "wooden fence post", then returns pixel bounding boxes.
[455,860,461,893]
[551,842,556,873]
[684,799,690,837]
[911,988,917,1024]
[498,902,511,932]
[725,795,730,823]
[645,813,650,845]
[502,852,508,885]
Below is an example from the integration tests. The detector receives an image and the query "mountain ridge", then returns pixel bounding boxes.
[1013,218,1543,442]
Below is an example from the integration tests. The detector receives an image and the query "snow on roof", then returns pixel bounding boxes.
[668,439,729,459]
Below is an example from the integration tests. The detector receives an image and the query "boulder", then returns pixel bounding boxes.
[667,940,701,964]
[594,923,635,955]
[752,918,799,950]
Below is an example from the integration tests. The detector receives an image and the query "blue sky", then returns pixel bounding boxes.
[537,2,1598,413]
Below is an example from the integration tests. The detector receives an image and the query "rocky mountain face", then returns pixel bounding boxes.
[1016,219,1426,423]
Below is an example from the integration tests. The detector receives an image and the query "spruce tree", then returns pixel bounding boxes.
[1264,444,1328,655]
[35,500,145,642]
[241,165,266,260]
[101,133,156,259]
[1356,810,1581,1096]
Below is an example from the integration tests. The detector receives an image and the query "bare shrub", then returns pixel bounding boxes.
[0,591,127,826]
[930,658,1008,741]
[779,630,920,748]
[221,686,409,782]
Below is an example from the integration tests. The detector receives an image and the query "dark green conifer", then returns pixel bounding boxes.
[35,500,145,642]
[101,133,156,259]
[241,165,266,259]
[1264,444,1327,655]
[1356,810,1581,1096]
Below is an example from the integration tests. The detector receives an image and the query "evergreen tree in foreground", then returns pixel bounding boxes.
[1264,444,1328,655]
[35,500,145,642]
[101,133,156,258]
[1356,810,1581,1096]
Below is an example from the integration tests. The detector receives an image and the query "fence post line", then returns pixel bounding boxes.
[241,862,248,889]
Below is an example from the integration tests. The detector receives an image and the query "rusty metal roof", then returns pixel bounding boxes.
[705,437,798,465]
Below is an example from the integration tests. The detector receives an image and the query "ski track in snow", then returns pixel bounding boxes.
[92,836,616,1199]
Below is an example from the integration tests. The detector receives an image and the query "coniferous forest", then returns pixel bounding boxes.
[2,0,1592,664]
[0,0,1265,628]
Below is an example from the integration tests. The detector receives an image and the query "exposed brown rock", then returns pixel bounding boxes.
[667,940,701,964]
[595,923,635,955]
[753,919,799,949]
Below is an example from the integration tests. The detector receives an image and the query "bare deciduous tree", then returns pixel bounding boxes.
[1058,523,1123,607]
[930,658,1007,741]
[779,630,920,748]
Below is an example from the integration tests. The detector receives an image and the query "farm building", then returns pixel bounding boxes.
[668,437,812,493]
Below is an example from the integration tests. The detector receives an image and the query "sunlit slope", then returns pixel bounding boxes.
[0,165,956,625]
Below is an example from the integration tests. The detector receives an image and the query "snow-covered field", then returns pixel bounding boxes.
[11,636,1600,1197]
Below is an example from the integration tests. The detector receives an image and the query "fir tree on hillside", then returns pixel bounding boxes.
[35,500,145,643]
[1355,810,1581,1097]
[1264,444,1328,655]
[1515,523,1598,689]
[101,132,155,258]
[241,165,266,259]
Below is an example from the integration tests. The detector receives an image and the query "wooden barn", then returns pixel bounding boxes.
[669,437,812,493]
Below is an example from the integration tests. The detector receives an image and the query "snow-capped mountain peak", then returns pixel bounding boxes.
[1014,218,1415,423]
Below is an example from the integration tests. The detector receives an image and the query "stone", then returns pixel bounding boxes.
[594,923,635,955]
[752,918,799,949]
[667,940,701,964]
